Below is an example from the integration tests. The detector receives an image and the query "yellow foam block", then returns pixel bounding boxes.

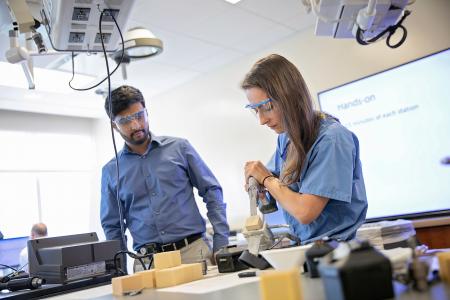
[112,274,144,296]
[245,215,263,231]
[155,263,203,288]
[153,250,182,269]
[259,269,302,300]
[438,251,450,283]
[135,269,157,288]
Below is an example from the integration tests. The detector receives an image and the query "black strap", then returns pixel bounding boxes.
[140,233,203,254]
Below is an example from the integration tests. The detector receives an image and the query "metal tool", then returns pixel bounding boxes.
[249,177,278,214]
[238,177,275,269]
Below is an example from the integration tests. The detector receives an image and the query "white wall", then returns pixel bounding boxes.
[90,0,450,230]
[0,110,97,238]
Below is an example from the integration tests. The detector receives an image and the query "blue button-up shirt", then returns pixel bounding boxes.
[268,116,368,243]
[100,135,229,253]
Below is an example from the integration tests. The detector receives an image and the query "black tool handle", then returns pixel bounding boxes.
[238,271,257,278]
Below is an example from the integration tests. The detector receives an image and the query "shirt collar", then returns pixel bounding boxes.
[121,132,162,157]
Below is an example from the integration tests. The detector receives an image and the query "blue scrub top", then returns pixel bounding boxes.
[268,116,368,244]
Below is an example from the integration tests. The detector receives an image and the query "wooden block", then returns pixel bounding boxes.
[259,269,302,300]
[438,251,450,283]
[112,274,144,296]
[155,263,203,288]
[153,250,182,269]
[245,215,263,231]
[135,269,157,288]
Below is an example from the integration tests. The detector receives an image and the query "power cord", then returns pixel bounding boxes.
[66,5,152,274]
[113,251,154,274]
[0,264,18,273]
[268,233,301,250]
[0,265,28,284]
[356,10,411,48]
[96,7,148,275]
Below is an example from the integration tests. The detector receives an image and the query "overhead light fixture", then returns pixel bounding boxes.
[110,27,163,80]
[224,0,242,4]
[120,27,163,59]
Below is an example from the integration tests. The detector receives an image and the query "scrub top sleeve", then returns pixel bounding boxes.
[299,134,355,203]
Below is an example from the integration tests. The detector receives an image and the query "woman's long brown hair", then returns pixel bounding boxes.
[241,54,322,184]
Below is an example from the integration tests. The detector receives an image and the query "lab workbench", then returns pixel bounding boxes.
[35,266,450,300]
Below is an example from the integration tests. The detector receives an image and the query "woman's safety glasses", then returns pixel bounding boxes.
[245,98,274,117]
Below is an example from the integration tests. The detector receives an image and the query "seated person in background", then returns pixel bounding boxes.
[241,54,368,244]
[0,231,3,239]
[19,223,48,272]
[100,85,230,271]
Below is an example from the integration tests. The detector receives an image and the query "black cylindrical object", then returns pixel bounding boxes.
[0,277,45,291]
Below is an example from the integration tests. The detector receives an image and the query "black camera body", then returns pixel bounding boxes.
[216,246,249,273]
[318,241,394,300]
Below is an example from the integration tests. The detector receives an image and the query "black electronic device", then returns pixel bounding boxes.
[318,240,394,300]
[28,232,122,284]
[305,239,339,278]
[238,250,270,270]
[216,246,249,273]
[0,277,44,292]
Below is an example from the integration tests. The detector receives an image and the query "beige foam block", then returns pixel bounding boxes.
[135,269,157,288]
[259,269,302,300]
[437,251,450,283]
[155,263,203,288]
[112,274,144,296]
[245,215,263,231]
[154,250,182,269]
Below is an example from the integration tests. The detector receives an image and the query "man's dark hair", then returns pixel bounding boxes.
[104,85,146,119]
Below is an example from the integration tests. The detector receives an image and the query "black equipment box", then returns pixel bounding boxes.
[216,246,249,273]
[28,232,121,284]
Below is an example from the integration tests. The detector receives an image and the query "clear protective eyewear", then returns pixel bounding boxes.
[245,98,274,117]
[114,109,147,127]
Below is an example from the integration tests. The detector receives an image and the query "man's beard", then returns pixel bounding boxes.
[120,128,150,145]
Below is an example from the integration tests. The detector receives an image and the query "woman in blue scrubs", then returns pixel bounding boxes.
[242,54,368,244]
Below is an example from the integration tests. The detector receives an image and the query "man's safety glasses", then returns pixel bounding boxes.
[245,98,274,117]
[114,109,147,127]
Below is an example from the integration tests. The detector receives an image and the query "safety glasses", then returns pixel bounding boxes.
[114,109,147,127]
[245,98,274,117]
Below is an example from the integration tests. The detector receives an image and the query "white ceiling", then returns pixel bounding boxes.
[0,0,316,97]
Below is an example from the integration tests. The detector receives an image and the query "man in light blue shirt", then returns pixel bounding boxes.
[100,85,229,267]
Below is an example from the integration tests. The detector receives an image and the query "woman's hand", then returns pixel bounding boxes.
[244,161,272,185]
